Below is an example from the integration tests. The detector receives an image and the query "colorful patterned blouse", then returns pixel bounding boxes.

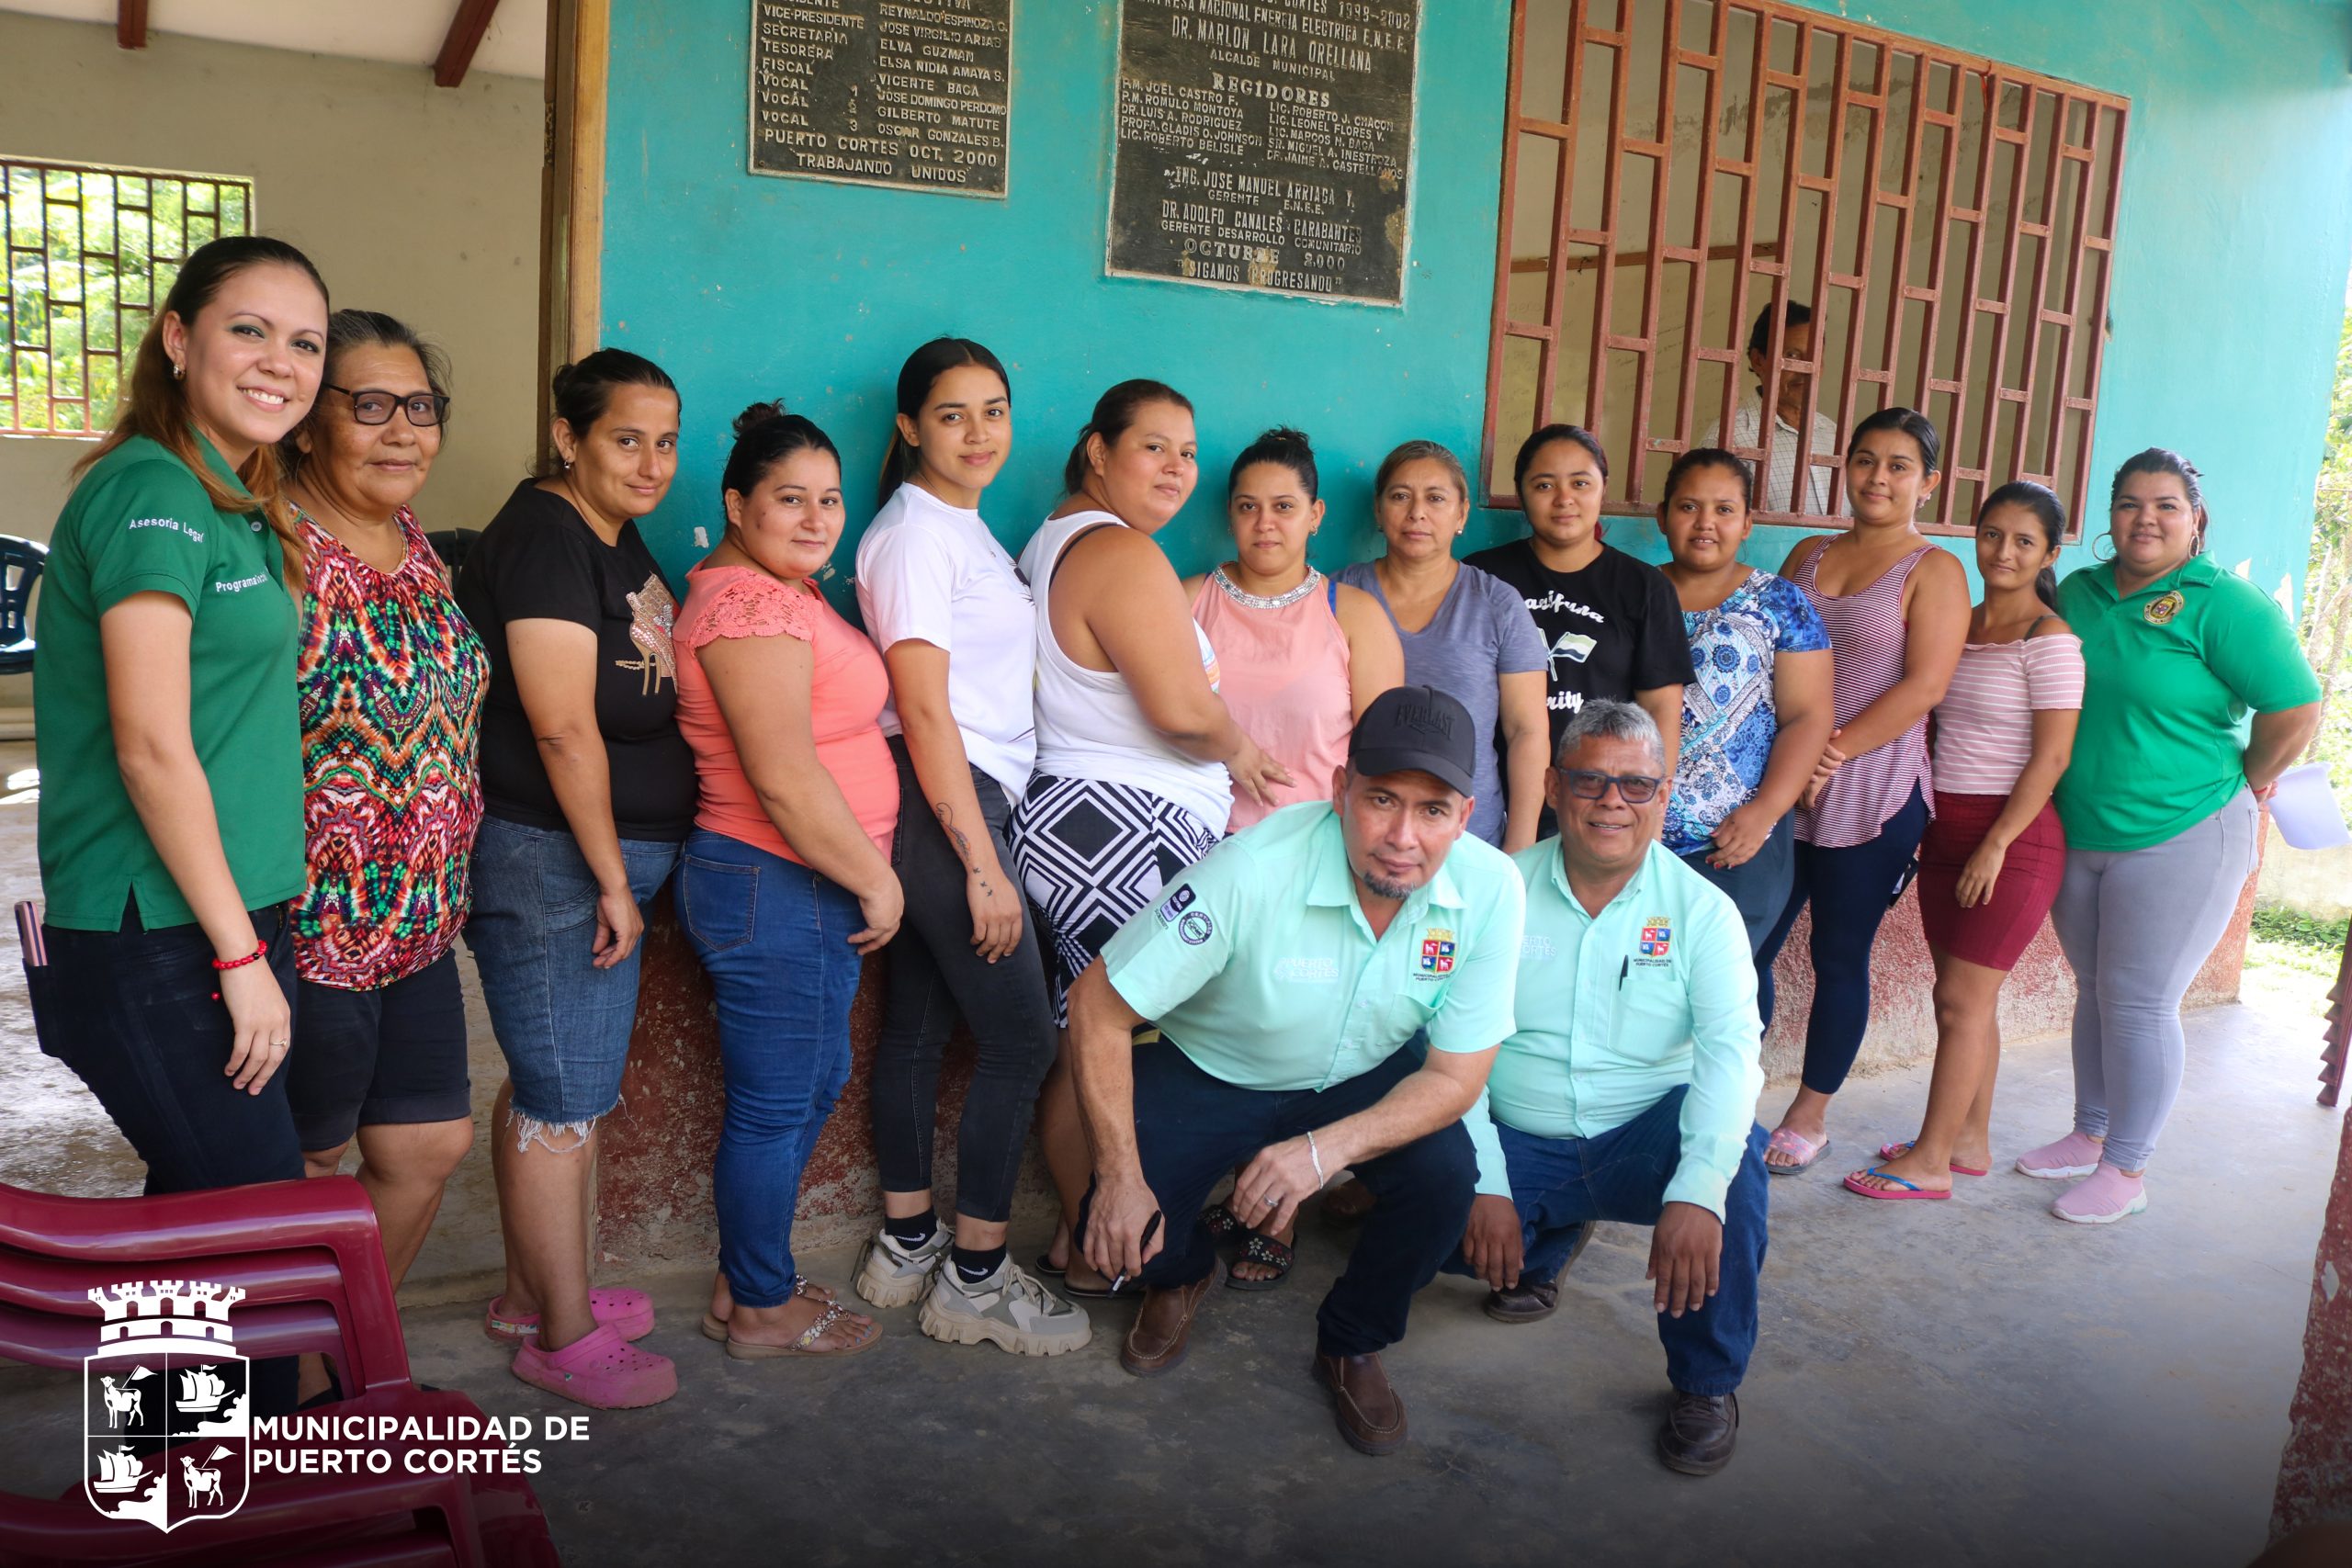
[293,507,490,989]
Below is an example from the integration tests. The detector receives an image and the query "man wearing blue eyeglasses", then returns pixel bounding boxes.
[1451,698,1770,1477]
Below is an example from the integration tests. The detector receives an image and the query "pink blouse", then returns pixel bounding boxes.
[1191,569,1354,831]
[673,565,898,863]
[1930,628,2085,795]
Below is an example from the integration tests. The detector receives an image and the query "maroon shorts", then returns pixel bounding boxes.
[1916,792,2064,971]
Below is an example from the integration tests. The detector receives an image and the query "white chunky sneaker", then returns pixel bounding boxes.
[854,1224,953,1308]
[919,1258,1092,1356]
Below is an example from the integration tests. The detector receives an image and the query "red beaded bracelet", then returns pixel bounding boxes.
[210,944,267,973]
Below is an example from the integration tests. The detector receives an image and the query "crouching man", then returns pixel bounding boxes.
[1453,699,1770,1475]
[1072,686,1525,1456]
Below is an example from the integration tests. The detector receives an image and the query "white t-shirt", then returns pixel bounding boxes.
[854,481,1037,801]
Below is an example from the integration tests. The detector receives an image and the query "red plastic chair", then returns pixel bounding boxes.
[0,1179,558,1566]
[0,1179,412,1397]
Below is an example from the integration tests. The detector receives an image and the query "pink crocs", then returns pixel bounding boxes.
[510,1322,678,1409]
[484,1288,656,1345]
[2015,1131,2104,1180]
[2050,1162,2148,1226]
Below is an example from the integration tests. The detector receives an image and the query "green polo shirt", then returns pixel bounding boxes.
[2054,557,2320,852]
[1463,838,1763,1219]
[35,433,304,931]
[1100,801,1525,1092]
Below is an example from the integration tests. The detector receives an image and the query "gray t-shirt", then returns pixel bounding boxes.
[1336,561,1548,845]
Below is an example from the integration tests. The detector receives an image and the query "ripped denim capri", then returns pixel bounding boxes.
[465,814,682,1134]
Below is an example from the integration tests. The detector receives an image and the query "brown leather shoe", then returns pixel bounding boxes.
[1118,1261,1222,1377]
[1656,1389,1739,1475]
[1314,1351,1408,1455]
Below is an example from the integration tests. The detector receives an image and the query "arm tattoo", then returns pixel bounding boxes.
[935,804,992,894]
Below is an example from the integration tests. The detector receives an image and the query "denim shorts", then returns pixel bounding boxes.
[464,814,681,1129]
[287,950,474,1151]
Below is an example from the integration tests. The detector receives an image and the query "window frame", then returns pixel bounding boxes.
[2,154,257,439]
[1480,0,2129,538]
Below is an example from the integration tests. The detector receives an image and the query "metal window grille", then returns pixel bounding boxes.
[2,158,254,437]
[1483,0,2128,536]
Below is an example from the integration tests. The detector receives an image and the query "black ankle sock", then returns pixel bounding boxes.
[885,1212,938,1248]
[952,1243,1006,1282]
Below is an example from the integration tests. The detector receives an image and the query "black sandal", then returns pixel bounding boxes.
[1202,1202,1243,1242]
[1225,1231,1294,1292]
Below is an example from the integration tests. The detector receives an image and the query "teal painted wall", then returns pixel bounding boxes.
[599,0,2352,607]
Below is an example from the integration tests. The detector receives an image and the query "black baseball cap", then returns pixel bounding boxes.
[1349,685,1478,797]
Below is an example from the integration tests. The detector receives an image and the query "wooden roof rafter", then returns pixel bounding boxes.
[435,0,504,88]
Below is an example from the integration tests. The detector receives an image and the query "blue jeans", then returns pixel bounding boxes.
[1079,1042,1476,1358]
[465,815,680,1129]
[1755,784,1929,1094]
[1680,812,1795,958]
[680,829,865,1310]
[1449,1087,1770,1396]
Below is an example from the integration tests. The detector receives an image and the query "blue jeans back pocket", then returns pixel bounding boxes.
[681,855,757,955]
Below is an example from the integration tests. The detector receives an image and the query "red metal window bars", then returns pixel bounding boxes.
[3,158,254,437]
[1484,0,2128,536]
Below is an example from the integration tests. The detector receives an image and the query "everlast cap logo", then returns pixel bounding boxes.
[1394,699,1454,741]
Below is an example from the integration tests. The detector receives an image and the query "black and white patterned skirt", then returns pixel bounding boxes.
[1006,773,1222,1025]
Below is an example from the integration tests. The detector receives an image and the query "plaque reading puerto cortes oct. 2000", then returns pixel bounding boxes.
[748,0,1011,197]
[1107,1,1419,305]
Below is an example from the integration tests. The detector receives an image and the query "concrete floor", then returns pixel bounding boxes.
[5,987,2343,1567]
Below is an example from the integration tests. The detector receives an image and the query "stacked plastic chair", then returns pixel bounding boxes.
[0,1175,560,1565]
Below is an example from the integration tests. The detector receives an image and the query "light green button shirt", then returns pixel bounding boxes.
[1101,802,1525,1091]
[1464,837,1763,1218]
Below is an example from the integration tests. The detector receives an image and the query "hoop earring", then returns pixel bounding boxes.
[2092,533,2116,562]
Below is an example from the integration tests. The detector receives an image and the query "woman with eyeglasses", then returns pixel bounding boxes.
[278,311,486,1317]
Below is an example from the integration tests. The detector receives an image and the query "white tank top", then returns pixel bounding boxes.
[1018,510,1233,830]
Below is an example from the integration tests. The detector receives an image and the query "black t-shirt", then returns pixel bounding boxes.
[457,480,696,841]
[1462,537,1696,755]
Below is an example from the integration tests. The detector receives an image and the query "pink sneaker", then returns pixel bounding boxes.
[2051,1162,2148,1225]
[2016,1131,2104,1180]
[510,1322,678,1408]
[484,1288,656,1345]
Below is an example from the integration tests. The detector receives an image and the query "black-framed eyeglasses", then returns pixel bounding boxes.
[1561,768,1665,804]
[327,386,450,427]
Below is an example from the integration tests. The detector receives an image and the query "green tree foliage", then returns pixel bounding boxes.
[2299,290,2352,795]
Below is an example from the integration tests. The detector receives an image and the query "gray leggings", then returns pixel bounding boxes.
[2048,790,2259,1173]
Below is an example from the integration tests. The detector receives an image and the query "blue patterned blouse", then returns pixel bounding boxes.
[1664,570,1828,856]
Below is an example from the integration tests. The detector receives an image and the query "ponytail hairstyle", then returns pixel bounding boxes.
[1657,446,1753,515]
[722,400,840,506]
[1849,405,1943,474]
[2109,447,2208,556]
[1978,479,2067,610]
[280,309,452,480]
[536,349,677,479]
[877,336,1010,507]
[1228,425,1319,501]
[1062,378,1193,496]
[1374,438,1470,502]
[74,234,329,578]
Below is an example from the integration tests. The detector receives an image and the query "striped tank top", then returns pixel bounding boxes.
[1792,540,1937,849]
